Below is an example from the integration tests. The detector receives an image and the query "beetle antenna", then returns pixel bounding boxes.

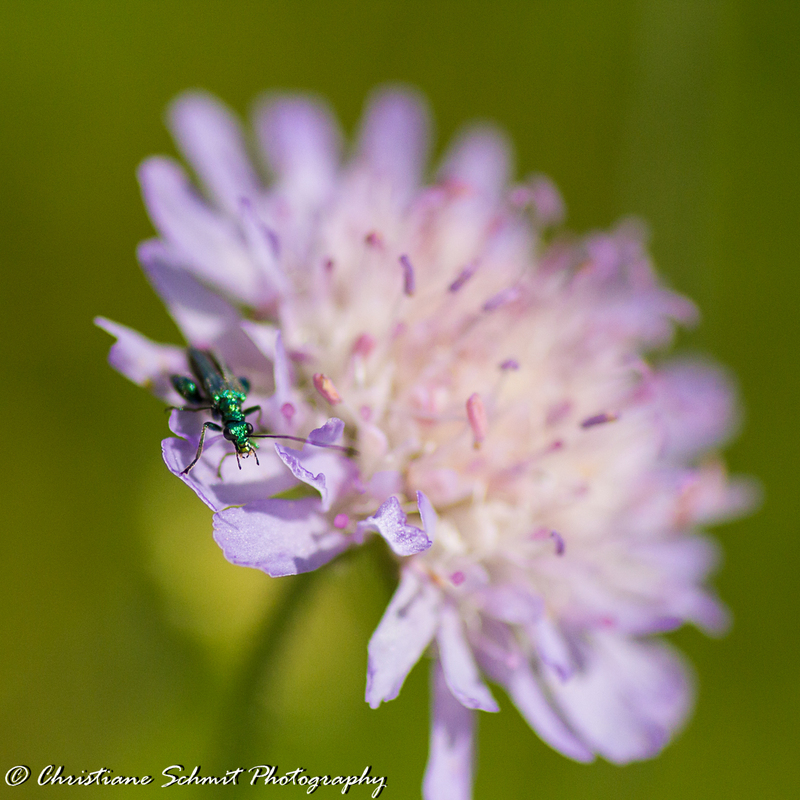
[250,433,358,457]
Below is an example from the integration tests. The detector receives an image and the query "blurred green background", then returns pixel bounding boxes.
[1,0,797,797]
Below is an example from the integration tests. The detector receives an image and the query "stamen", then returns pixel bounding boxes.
[448,262,477,293]
[281,402,296,423]
[365,231,384,248]
[543,439,564,454]
[550,530,565,556]
[546,401,572,426]
[532,527,565,556]
[466,392,488,448]
[581,412,619,429]
[500,358,519,371]
[352,333,376,357]
[450,571,466,586]
[399,254,415,296]
[333,513,350,529]
[265,228,281,257]
[483,285,521,312]
[391,321,407,339]
[313,373,342,405]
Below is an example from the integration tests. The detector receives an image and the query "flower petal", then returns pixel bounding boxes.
[437,604,499,712]
[652,359,738,459]
[162,434,298,512]
[274,419,355,512]
[213,497,349,577]
[478,625,594,763]
[439,124,512,202]
[238,198,289,299]
[366,568,441,708]
[94,317,187,402]
[169,91,262,215]
[254,94,342,206]
[530,617,577,682]
[357,495,433,557]
[137,240,240,344]
[416,490,438,543]
[546,632,693,764]
[137,157,265,302]
[504,662,595,763]
[273,443,329,510]
[355,87,430,203]
[422,660,475,800]
[271,330,293,406]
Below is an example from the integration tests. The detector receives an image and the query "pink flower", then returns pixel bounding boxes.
[98,87,754,799]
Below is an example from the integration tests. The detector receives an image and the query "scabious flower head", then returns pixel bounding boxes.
[98,86,754,798]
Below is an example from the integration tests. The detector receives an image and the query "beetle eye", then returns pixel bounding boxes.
[245,422,254,435]
[223,427,236,441]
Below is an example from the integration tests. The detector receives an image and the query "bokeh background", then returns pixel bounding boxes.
[2,1,798,797]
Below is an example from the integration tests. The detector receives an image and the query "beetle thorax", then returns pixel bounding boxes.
[216,391,245,418]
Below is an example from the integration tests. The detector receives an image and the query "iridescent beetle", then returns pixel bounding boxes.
[169,348,352,474]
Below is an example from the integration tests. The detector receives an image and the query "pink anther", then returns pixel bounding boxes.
[466,392,488,448]
[313,373,342,405]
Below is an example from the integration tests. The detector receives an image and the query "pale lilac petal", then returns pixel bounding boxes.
[632,535,722,583]
[305,417,345,445]
[137,157,264,302]
[239,319,280,362]
[169,91,262,215]
[423,660,475,800]
[356,88,430,202]
[238,198,289,298]
[478,584,544,625]
[271,330,293,404]
[669,588,731,636]
[437,604,498,712]
[652,359,738,459]
[625,537,730,635]
[357,495,433,557]
[691,469,761,525]
[365,470,404,505]
[274,419,355,512]
[254,94,342,204]
[505,664,594,763]
[529,174,566,225]
[162,435,297,512]
[137,240,240,345]
[366,569,441,708]
[478,631,594,763]
[547,632,693,764]
[274,443,329,509]
[94,318,187,401]
[416,490,438,543]
[439,125,512,202]
[530,617,577,682]
[213,497,349,577]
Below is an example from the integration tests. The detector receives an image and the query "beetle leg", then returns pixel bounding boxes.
[181,421,222,475]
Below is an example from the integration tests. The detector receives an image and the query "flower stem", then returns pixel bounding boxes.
[212,569,319,766]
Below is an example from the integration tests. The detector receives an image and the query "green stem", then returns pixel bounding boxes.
[212,569,319,767]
